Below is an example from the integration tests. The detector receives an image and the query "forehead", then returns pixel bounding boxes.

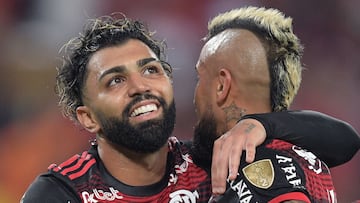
[87,39,158,75]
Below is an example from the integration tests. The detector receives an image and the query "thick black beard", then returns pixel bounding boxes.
[97,94,176,153]
[191,114,220,170]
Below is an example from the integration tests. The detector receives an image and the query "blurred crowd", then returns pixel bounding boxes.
[0,0,359,202]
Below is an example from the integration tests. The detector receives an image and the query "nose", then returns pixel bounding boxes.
[127,75,150,97]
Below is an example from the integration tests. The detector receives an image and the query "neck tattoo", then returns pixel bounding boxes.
[222,102,246,123]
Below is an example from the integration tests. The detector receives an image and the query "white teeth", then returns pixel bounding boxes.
[130,104,158,117]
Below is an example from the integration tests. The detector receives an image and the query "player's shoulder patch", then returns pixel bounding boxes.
[242,159,274,189]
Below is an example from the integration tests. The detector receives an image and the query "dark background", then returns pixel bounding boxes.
[0,0,359,202]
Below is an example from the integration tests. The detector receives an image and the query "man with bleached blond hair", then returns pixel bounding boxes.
[193,6,358,202]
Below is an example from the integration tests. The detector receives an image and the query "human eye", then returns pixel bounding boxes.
[143,62,164,76]
[107,75,125,87]
[143,65,160,75]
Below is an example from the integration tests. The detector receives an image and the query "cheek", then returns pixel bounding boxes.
[160,81,174,103]
[96,93,128,116]
[92,83,125,115]
[194,83,200,105]
[194,88,199,117]
[194,82,205,118]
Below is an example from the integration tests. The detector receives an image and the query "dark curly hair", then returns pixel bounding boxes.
[56,14,168,122]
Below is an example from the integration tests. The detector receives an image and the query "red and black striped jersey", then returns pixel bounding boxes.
[21,138,211,203]
[22,110,359,202]
[22,138,337,203]
[210,139,337,203]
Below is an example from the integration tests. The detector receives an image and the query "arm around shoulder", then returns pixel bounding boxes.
[241,110,360,167]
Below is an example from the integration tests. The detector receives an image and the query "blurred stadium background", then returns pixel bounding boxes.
[0,0,359,202]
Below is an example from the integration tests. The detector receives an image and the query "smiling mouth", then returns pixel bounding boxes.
[130,104,158,117]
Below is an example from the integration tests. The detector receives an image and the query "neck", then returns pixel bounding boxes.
[221,99,271,131]
[97,137,169,186]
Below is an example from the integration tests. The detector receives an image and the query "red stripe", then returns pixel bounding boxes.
[80,151,90,159]
[61,157,87,176]
[269,192,311,203]
[60,151,91,175]
[48,163,57,170]
[68,158,96,180]
[52,154,80,172]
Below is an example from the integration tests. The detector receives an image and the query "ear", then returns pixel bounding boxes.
[216,68,231,105]
[76,106,100,133]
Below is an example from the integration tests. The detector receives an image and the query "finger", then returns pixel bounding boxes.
[211,137,224,194]
[245,141,256,163]
[228,142,243,180]
[242,118,266,163]
[211,135,230,194]
[226,122,247,180]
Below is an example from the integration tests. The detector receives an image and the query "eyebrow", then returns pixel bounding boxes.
[98,57,157,81]
[137,57,157,67]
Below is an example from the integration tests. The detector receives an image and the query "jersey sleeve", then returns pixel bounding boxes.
[21,173,78,203]
[240,110,360,167]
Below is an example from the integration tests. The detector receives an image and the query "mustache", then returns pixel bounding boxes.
[123,93,167,117]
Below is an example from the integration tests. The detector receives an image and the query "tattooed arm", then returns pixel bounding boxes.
[241,110,359,166]
[211,110,359,194]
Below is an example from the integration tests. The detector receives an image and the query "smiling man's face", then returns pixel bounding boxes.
[77,38,175,153]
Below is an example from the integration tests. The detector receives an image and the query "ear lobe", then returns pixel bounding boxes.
[76,106,100,133]
[216,68,231,105]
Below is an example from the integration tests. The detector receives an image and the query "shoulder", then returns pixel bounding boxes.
[235,139,334,202]
[21,149,98,203]
[242,141,309,190]
[49,150,97,181]
[21,173,78,203]
[264,139,331,176]
[213,140,311,202]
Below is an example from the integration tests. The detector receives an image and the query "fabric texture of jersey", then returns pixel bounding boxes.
[21,137,211,203]
[210,139,336,203]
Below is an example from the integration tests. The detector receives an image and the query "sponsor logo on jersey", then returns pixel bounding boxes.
[242,159,274,189]
[292,145,322,174]
[169,189,199,203]
[81,187,123,203]
[276,154,302,187]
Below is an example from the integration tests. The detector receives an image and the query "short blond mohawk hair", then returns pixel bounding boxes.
[206,6,304,111]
